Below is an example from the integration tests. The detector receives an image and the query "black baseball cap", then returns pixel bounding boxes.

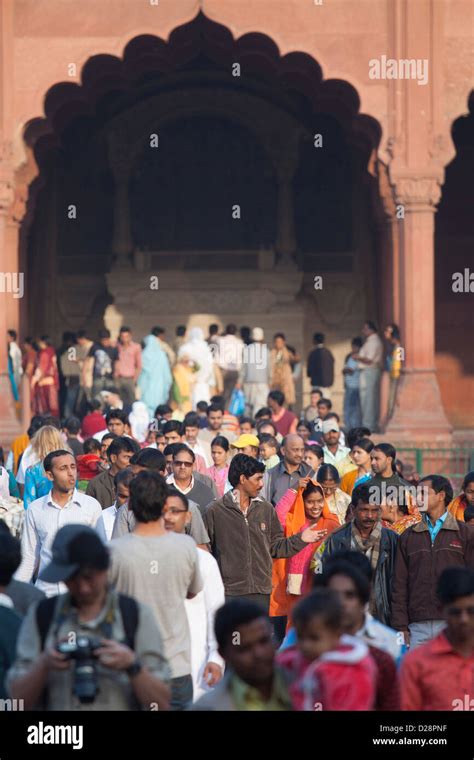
[39,525,109,583]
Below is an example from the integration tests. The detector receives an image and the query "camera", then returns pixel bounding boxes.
[57,636,102,704]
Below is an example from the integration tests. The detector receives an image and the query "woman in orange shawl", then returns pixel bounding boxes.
[340,437,374,495]
[270,478,340,620]
[448,471,474,522]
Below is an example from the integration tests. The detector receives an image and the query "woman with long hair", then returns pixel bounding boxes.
[31,336,60,417]
[340,437,374,495]
[448,471,474,522]
[23,426,71,508]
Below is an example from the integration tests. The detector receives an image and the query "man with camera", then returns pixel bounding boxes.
[7,524,171,711]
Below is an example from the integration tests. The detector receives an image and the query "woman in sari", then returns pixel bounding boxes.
[31,336,59,417]
[138,334,172,418]
[317,463,351,525]
[270,333,295,406]
[172,353,195,414]
[340,437,374,495]
[448,471,474,522]
[270,478,340,624]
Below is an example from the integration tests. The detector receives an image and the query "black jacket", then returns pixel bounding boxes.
[322,521,398,626]
[204,492,307,596]
[307,346,334,388]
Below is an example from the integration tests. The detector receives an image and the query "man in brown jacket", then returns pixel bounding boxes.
[204,453,320,612]
[391,474,474,649]
[86,436,139,508]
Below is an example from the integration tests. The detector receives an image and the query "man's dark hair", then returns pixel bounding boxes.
[315,558,371,605]
[255,407,272,420]
[83,437,102,455]
[114,467,135,489]
[365,320,378,332]
[268,390,285,407]
[317,464,340,485]
[155,404,172,417]
[130,448,166,472]
[172,444,195,463]
[273,332,286,341]
[386,323,401,341]
[325,412,340,423]
[351,483,374,508]
[107,436,139,461]
[7,329,17,341]
[208,324,219,336]
[317,398,332,410]
[228,453,265,487]
[162,420,184,436]
[214,599,269,651]
[211,435,230,451]
[64,416,81,435]
[322,549,373,583]
[41,416,61,430]
[463,505,474,522]
[207,404,224,416]
[293,589,342,631]
[101,432,117,444]
[351,437,374,454]
[129,471,168,523]
[351,336,363,349]
[419,475,454,507]
[373,442,396,463]
[225,324,237,336]
[105,409,129,426]
[346,427,371,449]
[313,332,325,344]
[88,399,103,413]
[163,443,182,458]
[43,449,74,473]
[257,420,277,436]
[98,329,111,340]
[77,329,89,340]
[196,401,208,413]
[166,487,189,511]
[176,325,186,337]
[0,532,22,585]
[27,415,44,438]
[297,420,312,433]
[151,325,165,337]
[119,326,131,334]
[184,412,200,429]
[68,531,110,574]
[437,567,474,606]
[239,416,254,427]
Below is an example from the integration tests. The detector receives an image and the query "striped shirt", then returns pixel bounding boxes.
[15,489,102,597]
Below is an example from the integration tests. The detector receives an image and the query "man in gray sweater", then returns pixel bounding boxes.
[236,327,270,417]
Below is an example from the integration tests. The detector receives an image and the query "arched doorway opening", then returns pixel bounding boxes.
[21,12,385,410]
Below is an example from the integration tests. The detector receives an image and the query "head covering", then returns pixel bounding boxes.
[252,327,264,341]
[322,419,340,434]
[231,434,259,449]
[129,401,150,443]
[178,328,214,383]
[39,525,109,583]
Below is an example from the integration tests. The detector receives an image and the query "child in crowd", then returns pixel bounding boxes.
[277,589,376,711]
[239,417,255,435]
[303,444,324,473]
[76,437,102,492]
[258,433,280,470]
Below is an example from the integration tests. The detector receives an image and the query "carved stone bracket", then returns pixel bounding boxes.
[0,139,15,215]
[392,174,443,211]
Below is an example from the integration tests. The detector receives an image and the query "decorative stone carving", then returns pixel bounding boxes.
[394,175,443,208]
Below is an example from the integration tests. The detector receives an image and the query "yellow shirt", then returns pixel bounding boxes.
[230,670,292,711]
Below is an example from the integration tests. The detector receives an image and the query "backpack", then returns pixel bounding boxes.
[36,594,139,650]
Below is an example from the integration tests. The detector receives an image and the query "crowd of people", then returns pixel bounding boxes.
[7,319,402,433]
[0,321,473,712]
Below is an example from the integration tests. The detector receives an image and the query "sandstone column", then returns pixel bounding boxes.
[385,174,452,441]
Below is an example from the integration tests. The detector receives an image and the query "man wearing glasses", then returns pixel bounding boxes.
[400,566,474,710]
[166,444,215,517]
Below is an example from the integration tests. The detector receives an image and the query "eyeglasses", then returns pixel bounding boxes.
[447,606,474,617]
[174,461,193,468]
[163,508,188,516]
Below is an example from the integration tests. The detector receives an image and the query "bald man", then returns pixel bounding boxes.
[262,434,311,505]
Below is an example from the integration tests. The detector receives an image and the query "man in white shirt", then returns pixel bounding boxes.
[356,321,384,432]
[321,419,350,474]
[15,450,102,597]
[163,488,225,700]
[216,324,244,406]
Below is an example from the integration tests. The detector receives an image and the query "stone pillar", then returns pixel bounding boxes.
[108,129,133,267]
[275,163,297,264]
[385,174,452,442]
[0,140,22,443]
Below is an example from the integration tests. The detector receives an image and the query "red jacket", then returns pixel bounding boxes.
[277,636,376,711]
[81,411,106,438]
[76,453,101,481]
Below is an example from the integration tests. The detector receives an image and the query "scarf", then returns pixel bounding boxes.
[351,521,382,617]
